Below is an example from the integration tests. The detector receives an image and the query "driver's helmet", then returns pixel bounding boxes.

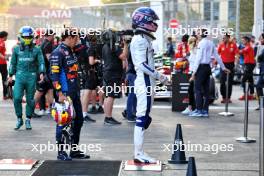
[18,26,34,46]
[51,97,74,126]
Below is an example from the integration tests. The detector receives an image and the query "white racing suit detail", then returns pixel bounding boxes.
[130,33,161,163]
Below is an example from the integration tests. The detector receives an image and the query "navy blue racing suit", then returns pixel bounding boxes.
[49,43,84,149]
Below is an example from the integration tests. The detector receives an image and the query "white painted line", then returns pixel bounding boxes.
[180,83,189,86]
[180,86,189,90]
[0,104,13,108]
[0,104,256,110]
[179,91,188,93]
[113,105,257,110]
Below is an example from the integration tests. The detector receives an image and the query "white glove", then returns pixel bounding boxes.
[157,73,168,85]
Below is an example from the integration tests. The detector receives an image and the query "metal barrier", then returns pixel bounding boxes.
[260,97,264,176]
[219,73,234,116]
[236,82,256,143]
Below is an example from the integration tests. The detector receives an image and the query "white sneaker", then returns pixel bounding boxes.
[134,126,157,164]
[181,107,192,115]
[134,152,157,164]
[45,108,50,114]
[189,109,203,117]
[35,110,45,116]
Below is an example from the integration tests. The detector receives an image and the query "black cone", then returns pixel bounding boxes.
[168,124,188,164]
[186,157,197,176]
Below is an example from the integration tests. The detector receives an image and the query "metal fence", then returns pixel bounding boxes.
[0,0,246,48]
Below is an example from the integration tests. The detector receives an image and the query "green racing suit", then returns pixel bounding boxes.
[9,45,45,118]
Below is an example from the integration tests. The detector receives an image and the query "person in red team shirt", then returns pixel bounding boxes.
[239,36,256,100]
[175,34,190,59]
[0,31,9,100]
[34,28,45,46]
[218,34,239,103]
[175,34,190,73]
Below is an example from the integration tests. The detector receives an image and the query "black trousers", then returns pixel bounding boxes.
[220,63,234,99]
[188,80,196,109]
[69,91,84,145]
[0,64,7,97]
[242,64,255,94]
[256,63,264,105]
[194,64,211,111]
[39,94,46,110]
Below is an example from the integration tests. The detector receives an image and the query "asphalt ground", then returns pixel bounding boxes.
[0,84,261,176]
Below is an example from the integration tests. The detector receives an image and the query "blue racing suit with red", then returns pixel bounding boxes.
[49,43,84,150]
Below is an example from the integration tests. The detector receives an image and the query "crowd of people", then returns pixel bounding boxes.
[166,30,264,116]
[0,7,170,163]
[0,6,263,163]
[3,26,132,160]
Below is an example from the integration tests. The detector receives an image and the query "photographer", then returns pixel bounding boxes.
[102,29,128,125]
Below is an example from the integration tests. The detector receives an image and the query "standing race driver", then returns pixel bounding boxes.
[130,7,168,163]
[8,26,45,130]
[49,28,89,160]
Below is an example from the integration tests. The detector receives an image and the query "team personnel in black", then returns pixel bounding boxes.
[74,34,96,122]
[34,29,55,116]
[94,40,105,114]
[102,29,128,125]
[87,36,104,114]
